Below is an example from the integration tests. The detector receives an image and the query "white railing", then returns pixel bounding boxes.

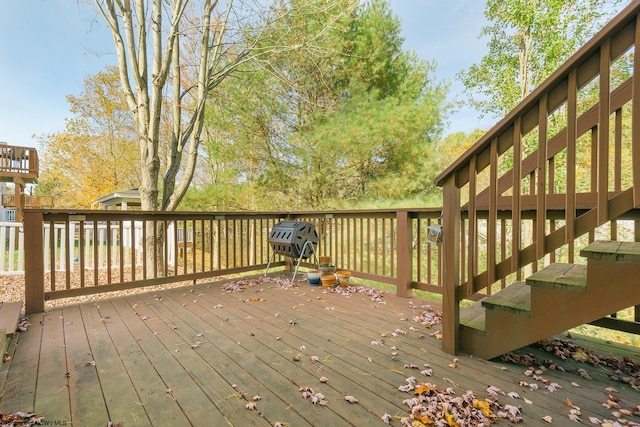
[1,221,190,275]
[1,221,24,274]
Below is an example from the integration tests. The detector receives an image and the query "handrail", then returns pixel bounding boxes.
[2,194,54,208]
[436,1,640,354]
[0,144,39,178]
[22,208,443,314]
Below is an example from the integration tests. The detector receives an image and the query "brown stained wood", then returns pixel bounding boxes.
[59,305,109,426]
[634,13,640,205]
[33,313,70,423]
[123,293,301,427]
[90,300,194,427]
[0,314,44,413]
[581,240,640,263]
[80,301,150,426]
[526,263,588,291]
[481,281,531,314]
[24,211,45,315]
[598,38,611,225]
[442,176,461,355]
[459,302,485,332]
[198,279,639,422]
[0,278,638,424]
[396,211,412,298]
[187,281,602,423]
[102,297,233,426]
[161,288,406,425]
[0,302,23,335]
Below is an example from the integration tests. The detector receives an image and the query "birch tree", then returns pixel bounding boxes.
[458,0,623,119]
[93,0,351,211]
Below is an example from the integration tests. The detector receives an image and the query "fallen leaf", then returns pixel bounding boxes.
[444,409,460,427]
[545,382,561,392]
[577,368,592,379]
[473,400,492,416]
[572,348,590,362]
[344,395,358,404]
[543,415,553,423]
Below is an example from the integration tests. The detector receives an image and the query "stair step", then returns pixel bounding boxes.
[0,301,22,334]
[526,263,587,292]
[580,240,640,263]
[481,281,530,314]
[460,301,485,333]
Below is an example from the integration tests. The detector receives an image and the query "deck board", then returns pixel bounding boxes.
[163,287,404,425]
[33,312,69,422]
[80,300,151,426]
[0,275,639,426]
[106,295,231,425]
[99,298,193,426]
[63,304,110,426]
[124,293,279,426]
[0,314,43,413]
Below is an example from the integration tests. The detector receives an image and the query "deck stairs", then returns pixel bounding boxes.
[459,241,640,360]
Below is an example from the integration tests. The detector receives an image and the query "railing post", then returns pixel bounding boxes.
[442,175,461,355]
[24,210,45,314]
[396,210,412,298]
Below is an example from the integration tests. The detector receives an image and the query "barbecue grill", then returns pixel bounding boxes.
[264,221,318,281]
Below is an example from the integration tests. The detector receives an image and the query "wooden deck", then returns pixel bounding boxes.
[0,275,638,426]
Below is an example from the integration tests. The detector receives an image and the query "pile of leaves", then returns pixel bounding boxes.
[16,317,30,332]
[324,284,386,302]
[534,338,640,386]
[411,307,443,330]
[502,337,640,388]
[219,276,299,293]
[396,377,522,425]
[0,411,43,426]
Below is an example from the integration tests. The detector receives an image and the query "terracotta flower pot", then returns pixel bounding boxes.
[320,274,336,288]
[336,270,351,287]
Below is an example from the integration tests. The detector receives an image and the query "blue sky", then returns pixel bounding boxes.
[0,1,493,149]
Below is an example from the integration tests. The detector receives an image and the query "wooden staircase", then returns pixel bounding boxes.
[459,241,640,360]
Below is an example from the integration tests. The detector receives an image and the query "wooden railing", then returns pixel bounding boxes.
[22,208,443,314]
[435,1,640,354]
[2,194,54,209]
[0,144,38,180]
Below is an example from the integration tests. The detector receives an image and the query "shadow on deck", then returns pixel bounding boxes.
[0,275,638,426]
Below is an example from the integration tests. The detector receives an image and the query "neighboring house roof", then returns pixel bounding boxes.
[93,188,141,209]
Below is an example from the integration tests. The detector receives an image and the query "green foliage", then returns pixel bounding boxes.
[187,0,452,211]
[458,0,624,118]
